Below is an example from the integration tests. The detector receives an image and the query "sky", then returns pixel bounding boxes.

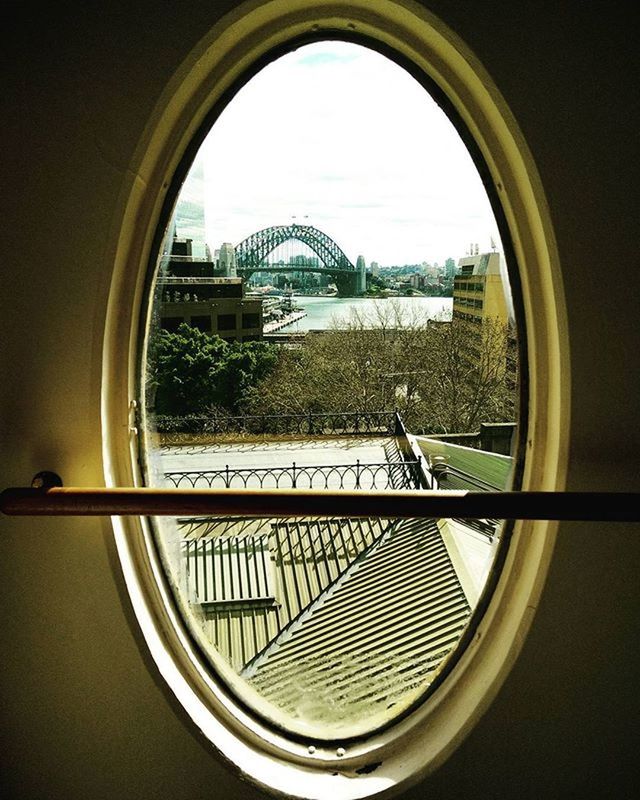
[172,41,502,267]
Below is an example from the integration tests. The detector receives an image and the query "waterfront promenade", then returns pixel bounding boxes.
[263,309,306,333]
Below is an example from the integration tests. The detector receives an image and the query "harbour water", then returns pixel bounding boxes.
[279,295,453,331]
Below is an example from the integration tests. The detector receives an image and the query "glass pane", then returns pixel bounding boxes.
[140,41,521,739]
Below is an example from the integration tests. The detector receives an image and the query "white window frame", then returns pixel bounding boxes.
[101,2,568,798]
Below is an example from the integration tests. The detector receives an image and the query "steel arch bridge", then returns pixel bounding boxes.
[235,224,361,296]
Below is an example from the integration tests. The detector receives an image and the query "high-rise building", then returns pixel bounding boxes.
[169,234,193,260]
[216,242,237,276]
[173,155,208,259]
[453,251,509,325]
[453,251,517,416]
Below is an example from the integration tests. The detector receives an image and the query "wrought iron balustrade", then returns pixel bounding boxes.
[164,458,421,491]
[156,411,398,440]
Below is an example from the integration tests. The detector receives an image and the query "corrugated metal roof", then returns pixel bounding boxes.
[167,433,498,722]
[179,516,391,670]
[241,518,471,727]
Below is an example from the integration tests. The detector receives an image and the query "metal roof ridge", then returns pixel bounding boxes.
[240,518,397,678]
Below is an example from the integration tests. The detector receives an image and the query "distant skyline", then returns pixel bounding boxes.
[172,40,502,267]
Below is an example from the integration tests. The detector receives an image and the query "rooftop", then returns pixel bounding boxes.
[149,413,510,731]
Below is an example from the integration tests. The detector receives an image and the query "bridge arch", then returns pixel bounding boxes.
[235,223,362,295]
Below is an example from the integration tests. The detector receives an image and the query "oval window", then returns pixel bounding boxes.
[139,40,521,742]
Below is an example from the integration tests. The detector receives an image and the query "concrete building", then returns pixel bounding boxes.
[168,233,193,260]
[1,4,639,800]
[453,251,517,416]
[159,233,262,341]
[453,251,510,324]
[159,276,262,342]
[216,241,237,276]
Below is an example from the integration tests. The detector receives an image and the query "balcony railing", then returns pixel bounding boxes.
[164,459,421,491]
[156,411,398,440]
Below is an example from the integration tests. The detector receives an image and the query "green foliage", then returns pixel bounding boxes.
[148,306,517,436]
[366,275,388,294]
[147,323,279,415]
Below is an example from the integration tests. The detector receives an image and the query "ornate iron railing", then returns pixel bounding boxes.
[156,411,398,440]
[164,459,421,491]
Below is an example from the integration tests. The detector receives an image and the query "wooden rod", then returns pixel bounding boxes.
[1,487,638,521]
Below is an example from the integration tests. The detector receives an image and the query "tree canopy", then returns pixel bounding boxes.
[148,304,517,434]
[245,302,517,434]
[147,323,279,415]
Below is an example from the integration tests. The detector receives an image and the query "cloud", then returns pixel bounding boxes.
[297,48,360,67]
[196,41,501,265]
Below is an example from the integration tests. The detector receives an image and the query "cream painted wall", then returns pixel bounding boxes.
[1,2,638,798]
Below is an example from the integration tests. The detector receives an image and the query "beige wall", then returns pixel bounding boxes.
[454,253,509,324]
[1,2,638,798]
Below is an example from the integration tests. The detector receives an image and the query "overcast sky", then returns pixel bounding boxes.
[173,41,501,267]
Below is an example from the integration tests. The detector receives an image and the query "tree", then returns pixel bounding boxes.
[147,323,279,415]
[414,317,515,433]
[365,275,388,296]
[246,303,517,435]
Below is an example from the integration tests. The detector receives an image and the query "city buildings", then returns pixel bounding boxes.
[171,156,208,259]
